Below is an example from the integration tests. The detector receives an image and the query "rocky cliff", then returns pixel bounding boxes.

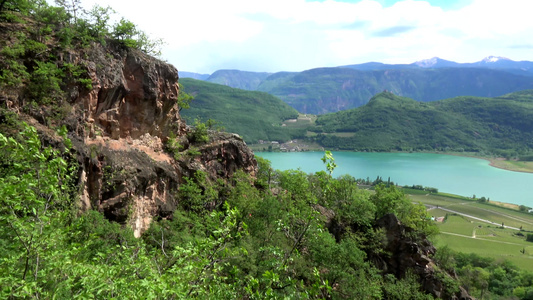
[373,214,472,300]
[0,34,257,237]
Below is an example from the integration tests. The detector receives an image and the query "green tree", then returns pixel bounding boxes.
[177,82,194,111]
[54,0,81,22]
[0,0,31,16]
[0,124,75,296]
[86,4,114,41]
[370,184,437,236]
[112,17,138,45]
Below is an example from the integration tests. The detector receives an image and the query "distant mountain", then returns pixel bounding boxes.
[186,57,533,114]
[179,78,300,143]
[256,67,533,114]
[338,62,414,71]
[342,56,533,74]
[178,77,533,154]
[311,90,533,154]
[206,69,272,90]
[179,71,210,80]
[412,57,460,68]
[465,56,533,75]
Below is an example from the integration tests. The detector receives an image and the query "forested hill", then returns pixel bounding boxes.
[257,67,533,114]
[196,62,533,115]
[176,78,533,155]
[312,90,533,155]
[179,78,301,143]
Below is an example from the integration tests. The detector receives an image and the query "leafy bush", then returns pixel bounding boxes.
[527,233,533,243]
[188,118,209,144]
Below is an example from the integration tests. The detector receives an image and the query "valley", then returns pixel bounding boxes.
[406,192,533,272]
[3,0,533,298]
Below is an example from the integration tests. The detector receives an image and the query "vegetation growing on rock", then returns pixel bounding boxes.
[1,1,532,299]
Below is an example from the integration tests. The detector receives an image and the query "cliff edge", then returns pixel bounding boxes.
[0,23,257,237]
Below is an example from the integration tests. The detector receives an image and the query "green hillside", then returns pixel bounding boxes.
[311,90,533,154]
[179,78,302,143]
[179,80,533,155]
[256,67,533,114]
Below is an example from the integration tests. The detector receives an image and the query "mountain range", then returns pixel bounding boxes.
[180,57,533,114]
[177,76,533,156]
[342,56,533,75]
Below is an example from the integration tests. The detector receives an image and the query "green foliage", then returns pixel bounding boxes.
[321,150,337,176]
[255,155,274,189]
[312,90,533,153]
[179,78,301,143]
[63,62,92,90]
[1,4,503,298]
[86,4,113,41]
[0,127,482,298]
[382,271,434,300]
[371,184,438,237]
[0,37,30,88]
[0,123,76,296]
[0,57,29,87]
[181,78,533,153]
[112,17,136,42]
[433,247,533,299]
[111,17,163,56]
[27,61,64,105]
[177,82,194,111]
[0,0,32,20]
[188,118,210,144]
[164,131,183,160]
[526,233,533,242]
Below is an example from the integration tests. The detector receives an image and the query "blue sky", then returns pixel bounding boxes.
[318,0,473,10]
[75,0,533,74]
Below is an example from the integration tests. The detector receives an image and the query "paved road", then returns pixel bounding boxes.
[426,205,521,231]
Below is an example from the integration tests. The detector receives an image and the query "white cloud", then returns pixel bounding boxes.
[71,0,533,73]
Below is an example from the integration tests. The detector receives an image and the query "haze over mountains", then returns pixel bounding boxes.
[181,57,533,114]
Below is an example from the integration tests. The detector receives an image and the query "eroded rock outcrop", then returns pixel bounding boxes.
[3,39,257,237]
[71,44,256,236]
[373,214,473,299]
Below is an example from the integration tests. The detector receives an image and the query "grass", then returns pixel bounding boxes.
[408,192,533,271]
[438,215,476,236]
[490,159,533,173]
[434,233,533,271]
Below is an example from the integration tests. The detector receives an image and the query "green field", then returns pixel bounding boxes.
[407,192,533,271]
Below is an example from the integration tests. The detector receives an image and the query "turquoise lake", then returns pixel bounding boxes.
[255,152,533,207]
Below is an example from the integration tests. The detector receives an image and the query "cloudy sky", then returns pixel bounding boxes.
[74,0,532,74]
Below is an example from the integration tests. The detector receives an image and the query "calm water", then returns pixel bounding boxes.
[255,152,533,207]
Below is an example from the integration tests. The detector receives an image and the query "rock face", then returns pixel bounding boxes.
[73,43,256,237]
[3,39,257,237]
[80,42,183,140]
[373,214,472,299]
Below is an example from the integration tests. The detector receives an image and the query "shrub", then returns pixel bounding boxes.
[527,233,533,243]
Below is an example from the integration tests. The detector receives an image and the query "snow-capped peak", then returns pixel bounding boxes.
[414,57,439,68]
[482,56,510,63]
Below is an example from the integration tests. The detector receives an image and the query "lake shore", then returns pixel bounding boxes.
[253,146,533,174]
[486,158,533,173]
[443,153,533,174]
[399,151,533,174]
